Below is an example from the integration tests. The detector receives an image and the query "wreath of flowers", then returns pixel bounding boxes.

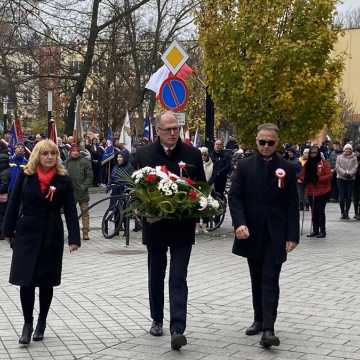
[127,164,221,220]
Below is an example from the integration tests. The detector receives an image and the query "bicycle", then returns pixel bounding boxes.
[204,192,227,232]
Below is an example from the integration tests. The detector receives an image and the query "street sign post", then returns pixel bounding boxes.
[173,112,186,126]
[159,77,189,112]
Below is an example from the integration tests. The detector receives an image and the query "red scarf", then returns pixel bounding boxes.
[37,167,56,194]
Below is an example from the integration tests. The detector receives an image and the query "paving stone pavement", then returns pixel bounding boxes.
[0,194,360,360]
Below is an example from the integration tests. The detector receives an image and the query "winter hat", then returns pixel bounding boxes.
[303,148,310,155]
[199,147,209,154]
[343,144,353,151]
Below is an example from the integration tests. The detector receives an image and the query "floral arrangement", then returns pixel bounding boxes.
[127,164,221,220]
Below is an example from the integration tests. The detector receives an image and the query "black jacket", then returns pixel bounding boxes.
[3,171,81,286]
[229,153,299,264]
[133,139,206,247]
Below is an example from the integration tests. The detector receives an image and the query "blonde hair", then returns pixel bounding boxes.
[24,139,67,176]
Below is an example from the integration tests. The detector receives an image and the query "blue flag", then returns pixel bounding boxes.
[8,122,19,156]
[143,117,153,142]
[101,128,115,165]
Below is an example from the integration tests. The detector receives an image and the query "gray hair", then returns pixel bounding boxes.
[154,111,176,127]
[257,123,279,134]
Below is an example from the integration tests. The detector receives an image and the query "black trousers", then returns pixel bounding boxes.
[20,286,53,323]
[147,244,192,335]
[330,172,338,201]
[247,256,282,331]
[309,193,329,234]
[353,180,360,216]
[337,179,354,215]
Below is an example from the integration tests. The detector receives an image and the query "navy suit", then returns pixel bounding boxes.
[134,139,205,334]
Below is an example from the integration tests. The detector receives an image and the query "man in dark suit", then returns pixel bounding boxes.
[133,112,205,350]
[228,123,299,348]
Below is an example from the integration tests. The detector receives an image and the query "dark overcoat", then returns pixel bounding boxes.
[228,153,300,264]
[133,139,206,248]
[3,170,81,286]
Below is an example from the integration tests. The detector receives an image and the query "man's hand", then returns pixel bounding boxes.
[69,244,79,253]
[286,241,298,253]
[235,225,250,239]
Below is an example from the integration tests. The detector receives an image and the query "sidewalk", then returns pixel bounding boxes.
[0,197,360,360]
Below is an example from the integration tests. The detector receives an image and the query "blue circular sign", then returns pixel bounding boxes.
[159,77,188,111]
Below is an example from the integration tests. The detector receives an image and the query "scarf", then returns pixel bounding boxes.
[203,158,213,182]
[37,166,56,194]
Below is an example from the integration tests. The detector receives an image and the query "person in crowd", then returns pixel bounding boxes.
[210,139,232,197]
[65,144,93,240]
[225,136,239,152]
[8,143,28,193]
[196,147,214,234]
[56,137,68,163]
[336,144,358,219]
[301,146,332,238]
[133,112,206,351]
[229,123,299,349]
[0,140,10,238]
[328,142,342,202]
[353,146,360,220]
[298,148,310,211]
[89,138,103,186]
[3,139,80,345]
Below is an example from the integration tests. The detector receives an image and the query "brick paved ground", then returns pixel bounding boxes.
[0,192,360,360]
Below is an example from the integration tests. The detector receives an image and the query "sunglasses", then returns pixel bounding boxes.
[40,150,57,156]
[258,139,276,147]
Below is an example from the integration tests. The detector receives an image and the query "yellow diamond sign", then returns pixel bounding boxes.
[162,40,189,75]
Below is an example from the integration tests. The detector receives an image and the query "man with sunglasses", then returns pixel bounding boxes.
[229,123,299,348]
[133,112,205,351]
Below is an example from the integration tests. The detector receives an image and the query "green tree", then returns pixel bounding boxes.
[197,0,344,145]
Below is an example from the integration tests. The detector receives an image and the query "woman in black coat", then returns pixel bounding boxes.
[3,139,81,345]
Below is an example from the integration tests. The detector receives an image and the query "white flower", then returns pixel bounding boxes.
[198,196,208,211]
[170,183,178,192]
[208,195,220,209]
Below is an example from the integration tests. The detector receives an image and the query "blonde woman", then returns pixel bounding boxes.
[3,140,80,345]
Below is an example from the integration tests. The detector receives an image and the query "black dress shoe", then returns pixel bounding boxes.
[260,330,280,348]
[245,321,262,336]
[19,322,33,345]
[316,232,326,238]
[171,332,187,350]
[307,232,319,237]
[149,321,163,336]
[33,320,46,341]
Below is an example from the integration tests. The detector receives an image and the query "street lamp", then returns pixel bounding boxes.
[3,96,8,133]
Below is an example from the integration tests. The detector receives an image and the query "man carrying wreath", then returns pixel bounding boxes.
[133,112,205,350]
[228,123,299,348]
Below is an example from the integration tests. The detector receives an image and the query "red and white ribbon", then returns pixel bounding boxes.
[275,168,286,189]
[45,186,56,202]
[178,161,187,177]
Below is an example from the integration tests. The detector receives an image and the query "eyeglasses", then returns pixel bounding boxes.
[258,139,276,147]
[40,150,57,157]
[157,127,180,133]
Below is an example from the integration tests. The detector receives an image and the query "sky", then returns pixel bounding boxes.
[337,0,359,13]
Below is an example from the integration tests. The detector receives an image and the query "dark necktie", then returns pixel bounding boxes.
[166,149,172,157]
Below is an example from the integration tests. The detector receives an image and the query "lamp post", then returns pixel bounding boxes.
[3,96,8,133]
[47,90,53,136]
[205,88,215,150]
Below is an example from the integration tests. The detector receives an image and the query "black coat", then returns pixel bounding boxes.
[133,139,206,247]
[229,153,299,264]
[3,171,81,286]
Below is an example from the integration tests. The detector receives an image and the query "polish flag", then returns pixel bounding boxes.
[145,64,194,96]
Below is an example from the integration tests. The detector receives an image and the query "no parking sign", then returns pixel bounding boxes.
[159,77,189,112]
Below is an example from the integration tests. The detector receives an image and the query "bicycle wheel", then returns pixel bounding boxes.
[207,194,227,232]
[101,206,123,239]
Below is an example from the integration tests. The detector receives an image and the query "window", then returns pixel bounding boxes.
[23,91,32,104]
[23,62,33,75]
[70,60,81,74]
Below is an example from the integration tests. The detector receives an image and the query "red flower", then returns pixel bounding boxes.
[185,178,194,186]
[160,165,169,174]
[170,175,178,181]
[188,190,198,201]
[145,174,157,182]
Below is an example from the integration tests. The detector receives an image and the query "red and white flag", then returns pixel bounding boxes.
[145,64,193,96]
